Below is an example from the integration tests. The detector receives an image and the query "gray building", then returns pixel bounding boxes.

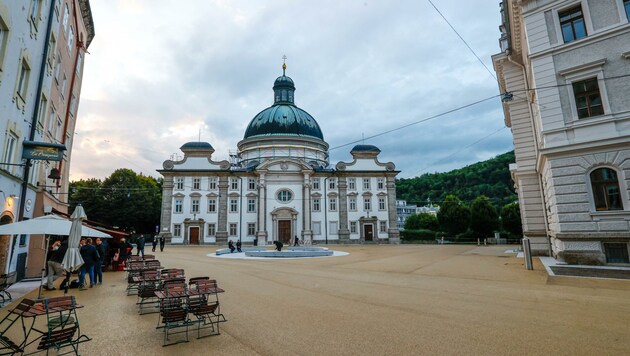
[493,0,630,264]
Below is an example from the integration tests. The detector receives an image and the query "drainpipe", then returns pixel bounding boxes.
[56,0,85,195]
[19,0,56,221]
[506,53,553,257]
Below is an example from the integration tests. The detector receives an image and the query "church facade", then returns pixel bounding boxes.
[157,66,400,245]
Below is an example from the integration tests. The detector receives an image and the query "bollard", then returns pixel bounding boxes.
[522,237,533,270]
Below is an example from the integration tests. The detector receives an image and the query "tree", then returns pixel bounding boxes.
[437,195,470,235]
[69,168,162,233]
[404,213,439,231]
[501,202,522,237]
[469,195,499,237]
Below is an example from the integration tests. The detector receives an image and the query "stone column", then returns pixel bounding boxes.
[216,176,229,244]
[338,177,350,243]
[386,176,400,244]
[159,175,174,243]
[256,173,268,244]
[302,172,313,244]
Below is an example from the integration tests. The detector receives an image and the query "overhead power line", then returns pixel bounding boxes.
[329,94,500,151]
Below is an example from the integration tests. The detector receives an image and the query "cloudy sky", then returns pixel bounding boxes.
[70,0,512,181]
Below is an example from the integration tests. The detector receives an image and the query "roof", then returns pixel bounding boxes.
[351,144,381,153]
[243,104,324,140]
[180,142,214,150]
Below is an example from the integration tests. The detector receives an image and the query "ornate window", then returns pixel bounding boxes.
[329,178,336,190]
[230,199,238,213]
[230,178,238,190]
[312,178,320,190]
[329,198,337,212]
[208,199,216,213]
[363,178,371,190]
[191,199,200,213]
[349,198,357,212]
[363,197,371,212]
[312,198,320,212]
[377,178,385,190]
[248,178,256,190]
[247,198,256,213]
[590,168,623,211]
[277,190,293,203]
[378,198,386,211]
[192,178,200,190]
[348,178,356,190]
[174,199,183,213]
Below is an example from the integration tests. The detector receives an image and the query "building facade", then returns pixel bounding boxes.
[158,67,400,245]
[0,0,94,279]
[493,0,630,264]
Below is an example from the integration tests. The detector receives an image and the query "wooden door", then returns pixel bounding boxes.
[279,220,291,244]
[364,224,373,241]
[190,227,200,245]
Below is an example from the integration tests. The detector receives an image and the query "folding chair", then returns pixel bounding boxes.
[159,297,191,346]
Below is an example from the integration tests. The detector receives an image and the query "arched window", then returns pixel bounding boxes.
[590,168,623,211]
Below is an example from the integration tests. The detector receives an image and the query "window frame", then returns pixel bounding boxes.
[329,197,337,212]
[277,189,293,203]
[208,177,217,190]
[173,224,182,237]
[191,198,200,214]
[588,167,625,211]
[363,178,371,190]
[247,223,256,236]
[174,199,183,213]
[192,178,201,190]
[312,178,320,190]
[349,197,357,212]
[378,197,386,211]
[229,223,237,236]
[348,178,356,190]
[377,178,385,190]
[207,198,216,213]
[363,197,371,212]
[248,178,256,190]
[558,5,587,43]
[2,132,18,172]
[559,61,610,122]
[0,11,9,74]
[379,221,387,233]
[312,221,321,235]
[229,198,238,213]
[247,198,256,213]
[174,177,184,190]
[230,177,238,190]
[312,198,320,212]
[350,221,357,234]
[207,223,216,236]
[329,178,336,190]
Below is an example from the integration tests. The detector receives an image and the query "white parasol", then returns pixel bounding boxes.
[61,205,88,272]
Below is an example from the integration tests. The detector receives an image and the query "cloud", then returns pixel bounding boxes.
[70,0,512,181]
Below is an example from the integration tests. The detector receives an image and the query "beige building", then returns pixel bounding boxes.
[493,0,630,264]
[0,0,94,279]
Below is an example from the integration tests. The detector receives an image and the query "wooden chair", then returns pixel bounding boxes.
[37,296,91,355]
[0,298,36,354]
[188,280,226,338]
[159,298,191,346]
[136,271,160,314]
[188,276,209,287]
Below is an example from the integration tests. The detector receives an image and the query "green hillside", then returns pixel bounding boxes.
[396,151,517,208]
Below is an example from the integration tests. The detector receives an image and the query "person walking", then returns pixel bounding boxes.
[118,238,132,267]
[94,238,106,285]
[236,240,242,253]
[136,236,145,258]
[44,239,67,290]
[159,235,165,252]
[152,236,158,252]
[294,235,299,246]
[79,238,99,289]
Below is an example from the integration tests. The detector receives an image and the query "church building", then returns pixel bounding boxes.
[157,65,400,245]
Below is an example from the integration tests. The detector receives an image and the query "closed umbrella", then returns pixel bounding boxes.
[61,206,88,293]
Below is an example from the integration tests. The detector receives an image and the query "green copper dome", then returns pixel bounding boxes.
[243,69,324,140]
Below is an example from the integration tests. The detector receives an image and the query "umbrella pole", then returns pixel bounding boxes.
[37,235,50,299]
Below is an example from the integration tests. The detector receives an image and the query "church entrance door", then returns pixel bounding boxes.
[278,220,291,244]
[189,227,200,245]
[364,224,373,241]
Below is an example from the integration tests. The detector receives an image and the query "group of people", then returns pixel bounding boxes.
[228,240,242,253]
[44,235,167,290]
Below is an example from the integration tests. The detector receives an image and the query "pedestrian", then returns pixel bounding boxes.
[119,238,132,265]
[79,238,99,289]
[44,239,67,290]
[95,238,106,285]
[136,236,145,258]
[159,235,165,252]
[294,235,299,246]
[152,236,158,252]
[236,240,242,253]
[101,238,110,271]
[228,240,235,253]
[274,240,283,252]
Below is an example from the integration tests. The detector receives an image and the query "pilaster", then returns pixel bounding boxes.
[216,176,229,244]
[338,177,350,242]
[386,176,400,244]
[160,175,174,243]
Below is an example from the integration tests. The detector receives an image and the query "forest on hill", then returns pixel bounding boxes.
[396,151,517,208]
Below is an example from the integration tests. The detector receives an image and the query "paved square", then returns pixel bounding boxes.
[3,245,629,355]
